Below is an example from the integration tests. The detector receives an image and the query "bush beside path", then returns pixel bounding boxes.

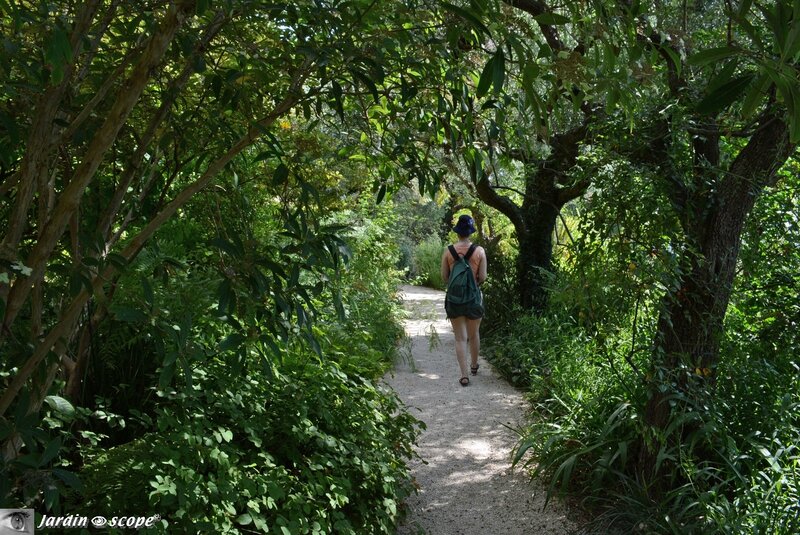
[385,285,578,534]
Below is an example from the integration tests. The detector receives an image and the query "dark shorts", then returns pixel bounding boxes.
[445,292,484,319]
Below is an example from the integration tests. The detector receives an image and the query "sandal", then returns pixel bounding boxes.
[459,376,470,387]
[470,364,479,376]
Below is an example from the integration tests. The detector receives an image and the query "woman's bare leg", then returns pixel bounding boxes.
[467,318,482,369]
[450,316,469,378]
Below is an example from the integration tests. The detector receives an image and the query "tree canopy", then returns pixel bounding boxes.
[1,0,799,532]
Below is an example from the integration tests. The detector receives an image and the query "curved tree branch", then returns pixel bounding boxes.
[475,176,527,233]
[556,178,590,205]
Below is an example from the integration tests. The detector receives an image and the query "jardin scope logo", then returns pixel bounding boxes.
[0,509,33,534]
[0,510,162,532]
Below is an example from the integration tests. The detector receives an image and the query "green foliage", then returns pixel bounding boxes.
[52,188,422,533]
[497,162,800,533]
[476,234,518,336]
[323,197,406,379]
[508,305,800,534]
[80,357,421,534]
[0,393,82,512]
[2,94,421,530]
[411,235,446,290]
[392,188,448,277]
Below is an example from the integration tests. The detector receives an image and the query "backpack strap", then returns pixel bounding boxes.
[463,244,477,260]
[448,245,460,261]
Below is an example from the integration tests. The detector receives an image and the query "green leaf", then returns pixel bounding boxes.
[376,183,387,204]
[219,333,246,352]
[40,437,62,466]
[740,73,770,120]
[605,87,619,113]
[159,362,175,389]
[333,289,345,321]
[44,396,75,418]
[522,62,541,111]
[492,49,505,95]
[44,23,72,85]
[141,276,154,307]
[476,55,495,98]
[696,74,755,114]
[218,279,232,314]
[661,46,682,80]
[477,49,505,98]
[331,81,344,120]
[69,270,91,297]
[236,514,253,526]
[687,46,740,67]
[51,468,82,490]
[737,0,753,18]
[352,69,379,102]
[706,59,739,93]
[532,12,571,25]
[780,81,800,143]
[512,437,535,465]
[106,252,129,269]
[781,15,800,61]
[758,2,787,51]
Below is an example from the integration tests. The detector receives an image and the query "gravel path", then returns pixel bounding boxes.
[385,285,578,535]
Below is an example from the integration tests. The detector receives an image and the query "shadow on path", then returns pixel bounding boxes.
[384,285,577,535]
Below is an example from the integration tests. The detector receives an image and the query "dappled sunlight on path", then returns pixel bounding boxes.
[384,285,577,535]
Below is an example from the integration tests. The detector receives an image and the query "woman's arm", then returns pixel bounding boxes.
[441,249,451,284]
[476,247,488,285]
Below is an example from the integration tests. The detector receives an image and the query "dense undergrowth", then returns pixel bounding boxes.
[476,179,800,534]
[409,174,800,533]
[2,182,421,533]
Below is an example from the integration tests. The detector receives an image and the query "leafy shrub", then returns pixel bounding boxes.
[61,191,422,534]
[326,202,406,378]
[80,357,422,534]
[411,235,445,290]
[508,306,800,534]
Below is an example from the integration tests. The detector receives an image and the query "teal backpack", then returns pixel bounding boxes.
[444,244,484,319]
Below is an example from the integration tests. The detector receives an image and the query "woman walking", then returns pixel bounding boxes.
[441,215,487,386]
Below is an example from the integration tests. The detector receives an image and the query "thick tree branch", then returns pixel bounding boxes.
[556,178,589,205]
[475,176,527,233]
[727,113,793,193]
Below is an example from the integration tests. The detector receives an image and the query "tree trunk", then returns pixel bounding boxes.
[517,200,559,312]
[640,114,793,484]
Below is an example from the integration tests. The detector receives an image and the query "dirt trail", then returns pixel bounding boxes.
[384,285,577,535]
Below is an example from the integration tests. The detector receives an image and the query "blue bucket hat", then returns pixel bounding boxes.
[453,215,476,236]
